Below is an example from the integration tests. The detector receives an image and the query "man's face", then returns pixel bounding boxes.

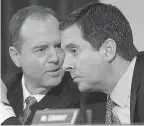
[18,15,65,88]
[61,25,108,92]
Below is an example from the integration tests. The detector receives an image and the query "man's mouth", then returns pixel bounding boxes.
[72,76,79,79]
[71,75,81,81]
[50,68,60,72]
[46,68,61,76]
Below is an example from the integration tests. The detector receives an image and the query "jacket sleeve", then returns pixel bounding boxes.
[1,117,21,125]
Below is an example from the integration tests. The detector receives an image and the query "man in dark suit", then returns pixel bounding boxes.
[60,2,144,124]
[3,5,80,125]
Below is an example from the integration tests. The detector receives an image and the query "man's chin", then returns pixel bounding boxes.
[43,75,63,86]
[78,84,90,92]
[44,80,61,87]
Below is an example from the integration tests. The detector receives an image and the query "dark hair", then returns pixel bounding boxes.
[60,2,138,61]
[9,5,60,52]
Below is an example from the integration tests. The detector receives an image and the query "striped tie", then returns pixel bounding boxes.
[105,96,117,124]
[19,96,37,124]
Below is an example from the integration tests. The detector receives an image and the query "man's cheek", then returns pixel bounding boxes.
[27,61,42,72]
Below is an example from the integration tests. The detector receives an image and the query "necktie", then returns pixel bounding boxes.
[105,96,117,124]
[19,96,37,124]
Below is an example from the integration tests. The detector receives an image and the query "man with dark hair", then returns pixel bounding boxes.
[60,2,144,124]
[2,5,80,125]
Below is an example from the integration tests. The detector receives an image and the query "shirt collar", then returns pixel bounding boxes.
[21,75,45,104]
[110,57,136,108]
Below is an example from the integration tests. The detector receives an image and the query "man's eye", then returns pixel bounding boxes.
[36,48,46,52]
[34,48,47,57]
[72,49,77,53]
[71,48,78,55]
[55,43,61,48]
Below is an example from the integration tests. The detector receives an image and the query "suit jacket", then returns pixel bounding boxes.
[130,52,144,123]
[6,71,80,124]
[80,52,144,124]
[1,117,21,125]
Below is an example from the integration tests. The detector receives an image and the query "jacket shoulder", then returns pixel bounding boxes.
[6,72,22,89]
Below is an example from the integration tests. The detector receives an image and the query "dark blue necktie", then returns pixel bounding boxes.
[19,96,37,124]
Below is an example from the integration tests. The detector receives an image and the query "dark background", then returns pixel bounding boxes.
[1,0,99,82]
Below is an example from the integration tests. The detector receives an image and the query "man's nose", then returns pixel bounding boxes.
[62,55,73,72]
[48,48,58,64]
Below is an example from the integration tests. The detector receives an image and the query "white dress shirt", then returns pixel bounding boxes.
[21,76,45,109]
[110,57,136,124]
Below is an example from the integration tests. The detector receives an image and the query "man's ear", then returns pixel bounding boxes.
[99,38,117,62]
[9,46,21,67]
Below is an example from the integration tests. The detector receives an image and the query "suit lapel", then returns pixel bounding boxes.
[7,72,80,118]
[36,93,74,109]
[130,52,144,122]
[7,73,24,117]
[130,92,137,122]
[36,72,80,110]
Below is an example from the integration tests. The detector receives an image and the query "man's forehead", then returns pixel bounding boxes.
[61,34,79,49]
[61,24,82,47]
[21,15,60,35]
[61,24,82,37]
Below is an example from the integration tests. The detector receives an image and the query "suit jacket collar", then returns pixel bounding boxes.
[36,73,80,109]
[7,72,80,117]
[130,52,144,122]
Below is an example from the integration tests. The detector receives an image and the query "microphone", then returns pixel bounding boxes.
[86,109,92,124]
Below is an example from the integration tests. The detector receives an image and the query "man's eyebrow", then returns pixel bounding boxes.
[33,44,48,49]
[65,43,80,49]
[55,42,61,46]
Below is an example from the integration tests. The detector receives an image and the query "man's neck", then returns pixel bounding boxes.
[105,57,131,95]
[23,75,50,95]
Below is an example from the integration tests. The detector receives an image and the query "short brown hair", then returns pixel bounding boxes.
[9,5,60,52]
[60,2,138,61]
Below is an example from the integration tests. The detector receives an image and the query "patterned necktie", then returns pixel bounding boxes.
[105,96,117,124]
[19,96,37,125]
